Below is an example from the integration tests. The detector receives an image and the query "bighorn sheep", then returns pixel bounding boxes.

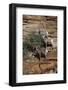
[41,31,57,49]
[32,46,48,60]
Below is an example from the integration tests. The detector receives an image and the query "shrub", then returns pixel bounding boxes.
[23,31,44,59]
[29,32,44,47]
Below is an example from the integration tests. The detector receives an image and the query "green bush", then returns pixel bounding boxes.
[29,32,44,47]
[23,31,44,58]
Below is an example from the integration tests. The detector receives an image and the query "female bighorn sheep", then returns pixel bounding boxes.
[41,31,57,50]
[32,46,48,60]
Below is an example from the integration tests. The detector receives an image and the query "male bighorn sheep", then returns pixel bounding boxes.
[47,37,57,50]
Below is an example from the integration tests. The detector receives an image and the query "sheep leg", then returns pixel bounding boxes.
[38,51,43,74]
